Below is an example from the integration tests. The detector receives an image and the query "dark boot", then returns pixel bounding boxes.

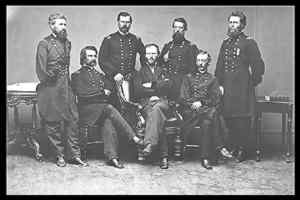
[201,158,213,170]
[108,158,125,169]
[56,156,66,167]
[160,157,169,169]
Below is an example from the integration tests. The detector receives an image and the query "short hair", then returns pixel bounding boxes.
[80,46,98,65]
[48,13,67,25]
[172,17,188,31]
[117,12,132,23]
[197,50,212,66]
[145,43,160,55]
[227,11,247,30]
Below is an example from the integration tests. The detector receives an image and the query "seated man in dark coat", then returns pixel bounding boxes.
[179,50,232,170]
[133,43,173,169]
[71,46,143,169]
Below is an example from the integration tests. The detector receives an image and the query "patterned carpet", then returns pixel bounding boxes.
[6,144,294,195]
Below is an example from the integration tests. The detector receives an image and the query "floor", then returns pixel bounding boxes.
[6,135,295,195]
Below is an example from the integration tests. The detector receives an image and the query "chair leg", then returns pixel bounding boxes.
[80,126,88,161]
[173,128,183,160]
[136,129,145,161]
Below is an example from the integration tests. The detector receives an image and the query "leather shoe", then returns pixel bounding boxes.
[219,147,233,159]
[72,157,89,167]
[160,157,169,169]
[142,143,152,156]
[201,159,213,170]
[108,158,124,169]
[56,156,66,167]
[235,149,246,163]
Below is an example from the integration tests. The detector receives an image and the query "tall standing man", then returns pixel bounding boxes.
[215,11,265,162]
[98,11,146,114]
[158,17,198,102]
[35,13,88,167]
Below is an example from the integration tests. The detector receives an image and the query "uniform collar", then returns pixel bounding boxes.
[117,30,130,37]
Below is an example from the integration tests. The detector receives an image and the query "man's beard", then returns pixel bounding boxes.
[227,27,242,38]
[86,60,97,67]
[120,26,129,34]
[55,29,68,41]
[197,64,208,73]
[172,32,185,44]
[147,58,156,66]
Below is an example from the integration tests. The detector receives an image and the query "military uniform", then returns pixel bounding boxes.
[180,71,225,159]
[98,31,146,80]
[215,32,265,151]
[158,39,198,101]
[71,66,137,161]
[133,62,173,158]
[35,34,81,160]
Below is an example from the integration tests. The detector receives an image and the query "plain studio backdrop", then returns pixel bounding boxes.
[7,6,294,136]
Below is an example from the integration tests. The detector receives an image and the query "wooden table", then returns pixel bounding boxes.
[255,97,293,163]
[7,82,43,161]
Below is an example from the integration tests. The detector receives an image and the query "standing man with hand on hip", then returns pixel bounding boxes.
[35,13,88,167]
[98,11,146,118]
[215,11,265,162]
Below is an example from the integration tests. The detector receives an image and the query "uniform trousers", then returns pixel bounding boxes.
[94,104,136,160]
[143,100,170,158]
[43,119,81,160]
[225,116,251,150]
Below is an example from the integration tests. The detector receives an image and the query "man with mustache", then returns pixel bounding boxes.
[158,17,199,102]
[35,13,88,167]
[180,51,233,170]
[71,46,143,169]
[133,44,173,169]
[215,11,265,162]
[98,12,146,117]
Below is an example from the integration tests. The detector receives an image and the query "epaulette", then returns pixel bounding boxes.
[223,36,230,41]
[106,34,113,40]
[246,36,253,40]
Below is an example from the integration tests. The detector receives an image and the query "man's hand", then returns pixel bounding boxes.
[219,86,224,95]
[114,73,124,82]
[104,89,111,96]
[142,82,152,88]
[163,51,169,62]
[191,101,202,111]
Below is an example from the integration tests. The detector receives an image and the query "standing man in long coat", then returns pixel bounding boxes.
[215,11,265,162]
[158,17,199,102]
[35,13,87,167]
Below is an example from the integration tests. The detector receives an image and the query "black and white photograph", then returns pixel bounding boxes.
[6,5,294,195]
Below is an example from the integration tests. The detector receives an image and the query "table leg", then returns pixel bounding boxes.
[255,112,262,162]
[8,106,22,148]
[173,128,183,160]
[286,105,293,163]
[281,113,286,153]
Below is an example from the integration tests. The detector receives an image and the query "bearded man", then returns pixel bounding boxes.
[35,13,87,167]
[215,11,265,162]
[158,17,199,102]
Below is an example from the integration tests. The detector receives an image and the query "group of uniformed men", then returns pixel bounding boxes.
[35,10,265,170]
